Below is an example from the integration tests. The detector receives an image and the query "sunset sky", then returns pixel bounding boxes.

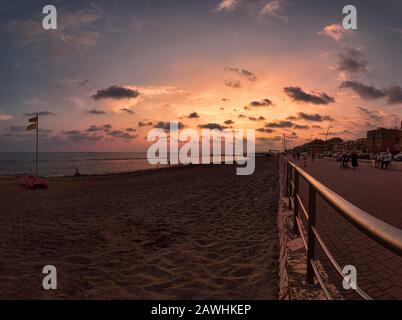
[0,0,401,152]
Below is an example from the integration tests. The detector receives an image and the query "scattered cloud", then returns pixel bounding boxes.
[248,116,266,121]
[340,81,402,104]
[186,112,200,119]
[0,113,13,121]
[4,125,53,138]
[260,0,289,23]
[138,121,153,127]
[87,108,107,115]
[107,130,138,140]
[23,111,56,117]
[215,0,238,12]
[356,107,384,122]
[92,86,140,100]
[198,123,227,130]
[297,112,334,122]
[85,124,112,132]
[63,130,103,143]
[266,120,294,128]
[154,121,185,130]
[386,85,402,104]
[319,23,352,42]
[340,81,386,100]
[224,79,242,88]
[120,107,134,114]
[248,98,273,107]
[225,67,257,81]
[335,48,368,74]
[257,128,275,133]
[294,124,310,130]
[7,9,103,52]
[284,86,335,105]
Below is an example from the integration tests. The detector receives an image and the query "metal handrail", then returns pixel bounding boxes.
[280,156,402,300]
[288,160,402,255]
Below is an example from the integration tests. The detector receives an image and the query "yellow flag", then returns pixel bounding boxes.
[27,123,38,131]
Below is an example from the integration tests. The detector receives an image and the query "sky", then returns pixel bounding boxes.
[0,0,401,152]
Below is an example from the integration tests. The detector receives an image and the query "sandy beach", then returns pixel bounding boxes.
[0,158,279,299]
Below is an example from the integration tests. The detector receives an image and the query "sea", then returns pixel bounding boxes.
[0,152,249,177]
[0,152,167,177]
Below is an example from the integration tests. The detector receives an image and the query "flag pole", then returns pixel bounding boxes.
[36,112,39,176]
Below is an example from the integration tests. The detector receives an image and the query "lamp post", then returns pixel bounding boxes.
[325,123,333,155]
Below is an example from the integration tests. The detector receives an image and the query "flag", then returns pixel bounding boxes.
[29,116,38,123]
[27,122,38,131]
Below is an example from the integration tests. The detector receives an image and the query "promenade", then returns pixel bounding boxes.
[293,158,402,299]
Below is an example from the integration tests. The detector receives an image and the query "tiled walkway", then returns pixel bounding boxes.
[293,158,402,299]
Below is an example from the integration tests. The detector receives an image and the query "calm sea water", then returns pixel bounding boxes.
[0,152,169,177]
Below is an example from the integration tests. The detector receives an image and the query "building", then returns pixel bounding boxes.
[355,138,369,152]
[326,137,344,153]
[292,137,343,154]
[340,138,369,153]
[367,128,402,154]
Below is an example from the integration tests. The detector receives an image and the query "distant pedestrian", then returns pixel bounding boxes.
[303,152,308,167]
[74,167,81,176]
[374,153,380,168]
[381,150,392,170]
[340,153,349,169]
[351,151,359,170]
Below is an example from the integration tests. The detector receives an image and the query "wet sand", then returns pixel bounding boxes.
[0,158,279,299]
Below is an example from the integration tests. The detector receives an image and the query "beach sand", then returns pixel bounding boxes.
[0,158,279,299]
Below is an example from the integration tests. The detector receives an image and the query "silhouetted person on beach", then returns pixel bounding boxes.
[74,167,81,176]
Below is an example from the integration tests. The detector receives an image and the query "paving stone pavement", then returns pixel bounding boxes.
[291,158,402,300]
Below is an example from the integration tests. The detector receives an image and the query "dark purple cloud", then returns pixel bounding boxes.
[340,81,386,100]
[92,86,140,100]
[186,112,200,119]
[224,79,241,88]
[154,121,185,130]
[335,48,368,74]
[266,120,294,128]
[284,86,335,105]
[88,108,107,115]
[297,112,334,122]
[198,123,227,130]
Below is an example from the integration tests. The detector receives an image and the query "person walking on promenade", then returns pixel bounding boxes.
[381,150,392,170]
[340,153,349,169]
[351,150,359,170]
[374,153,379,168]
[303,152,308,167]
